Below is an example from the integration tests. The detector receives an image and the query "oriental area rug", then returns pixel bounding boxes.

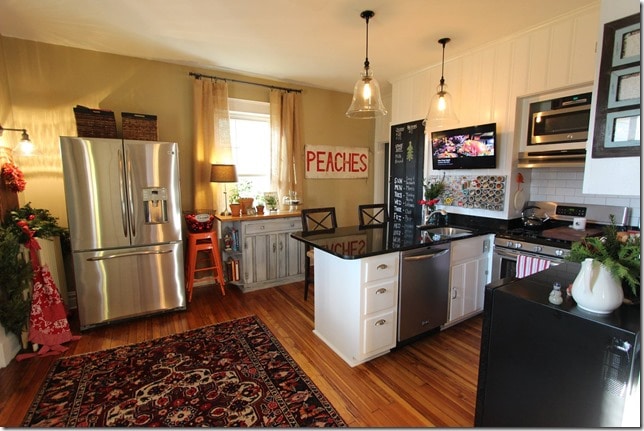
[23,315,347,427]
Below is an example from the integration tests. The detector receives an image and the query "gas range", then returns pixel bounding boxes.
[494,201,631,259]
[495,228,572,259]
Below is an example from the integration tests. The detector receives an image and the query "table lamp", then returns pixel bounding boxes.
[210,164,238,215]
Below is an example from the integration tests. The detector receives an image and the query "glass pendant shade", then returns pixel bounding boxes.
[346,68,387,118]
[425,83,459,130]
[424,37,459,132]
[346,10,387,119]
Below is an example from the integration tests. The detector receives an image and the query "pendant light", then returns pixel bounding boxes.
[346,10,387,119]
[424,37,458,131]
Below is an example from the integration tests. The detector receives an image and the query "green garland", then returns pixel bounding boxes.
[0,228,32,339]
[4,202,67,244]
[566,215,640,297]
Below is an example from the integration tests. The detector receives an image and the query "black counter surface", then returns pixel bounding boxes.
[291,223,491,259]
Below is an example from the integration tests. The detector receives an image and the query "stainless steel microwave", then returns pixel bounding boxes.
[529,92,592,145]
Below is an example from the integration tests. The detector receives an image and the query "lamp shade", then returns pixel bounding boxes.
[210,164,238,183]
[346,69,387,119]
[345,10,387,119]
[425,84,459,130]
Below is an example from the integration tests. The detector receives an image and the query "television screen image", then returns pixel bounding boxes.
[431,123,496,170]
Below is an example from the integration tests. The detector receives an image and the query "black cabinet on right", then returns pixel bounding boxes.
[475,262,640,427]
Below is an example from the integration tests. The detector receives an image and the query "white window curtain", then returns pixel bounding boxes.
[269,90,303,201]
[192,78,233,212]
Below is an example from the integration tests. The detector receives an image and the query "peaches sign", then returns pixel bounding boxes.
[304,145,369,179]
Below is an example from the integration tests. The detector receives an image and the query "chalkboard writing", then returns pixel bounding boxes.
[388,119,425,247]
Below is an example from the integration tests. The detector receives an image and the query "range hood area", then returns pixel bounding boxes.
[517,149,586,168]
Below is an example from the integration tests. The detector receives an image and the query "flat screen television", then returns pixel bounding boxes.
[431,122,497,170]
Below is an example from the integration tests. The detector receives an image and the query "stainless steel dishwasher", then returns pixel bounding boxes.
[398,243,451,344]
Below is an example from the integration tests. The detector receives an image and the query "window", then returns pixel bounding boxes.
[228,98,271,197]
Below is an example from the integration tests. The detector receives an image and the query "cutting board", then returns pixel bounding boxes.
[541,226,603,242]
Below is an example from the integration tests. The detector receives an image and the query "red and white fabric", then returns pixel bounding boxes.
[16,221,80,361]
[516,254,551,278]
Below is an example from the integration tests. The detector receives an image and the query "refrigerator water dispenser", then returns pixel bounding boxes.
[143,187,168,224]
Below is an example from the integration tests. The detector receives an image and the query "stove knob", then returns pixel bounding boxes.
[534,246,543,252]
[555,249,565,257]
[514,242,522,249]
[506,241,514,247]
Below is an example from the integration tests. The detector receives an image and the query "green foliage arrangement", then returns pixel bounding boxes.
[423,172,446,201]
[566,215,640,298]
[0,227,33,339]
[4,203,67,244]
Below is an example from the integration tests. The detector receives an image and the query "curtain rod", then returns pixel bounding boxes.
[189,72,302,93]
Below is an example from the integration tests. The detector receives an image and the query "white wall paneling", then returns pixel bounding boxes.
[387,4,639,221]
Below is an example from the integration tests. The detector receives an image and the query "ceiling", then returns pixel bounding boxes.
[0,0,598,94]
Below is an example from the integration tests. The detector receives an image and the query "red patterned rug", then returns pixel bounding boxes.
[22,315,347,427]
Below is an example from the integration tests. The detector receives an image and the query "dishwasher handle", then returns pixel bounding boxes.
[402,249,449,262]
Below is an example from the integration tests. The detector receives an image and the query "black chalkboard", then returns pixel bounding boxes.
[388,120,425,248]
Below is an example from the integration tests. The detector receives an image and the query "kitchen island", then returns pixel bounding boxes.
[476,262,640,427]
[292,224,492,366]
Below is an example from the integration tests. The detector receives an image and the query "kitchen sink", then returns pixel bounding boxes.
[421,226,474,239]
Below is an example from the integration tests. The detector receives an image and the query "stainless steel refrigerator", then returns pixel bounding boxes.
[60,137,185,330]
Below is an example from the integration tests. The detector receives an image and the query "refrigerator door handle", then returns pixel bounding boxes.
[86,249,173,261]
[125,148,136,238]
[118,149,129,238]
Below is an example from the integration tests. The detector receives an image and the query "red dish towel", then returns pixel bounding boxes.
[516,255,551,278]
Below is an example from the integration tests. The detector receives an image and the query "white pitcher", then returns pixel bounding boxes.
[571,258,623,314]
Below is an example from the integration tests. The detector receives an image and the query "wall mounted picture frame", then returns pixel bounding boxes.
[592,13,640,158]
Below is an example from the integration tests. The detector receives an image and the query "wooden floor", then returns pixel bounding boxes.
[0,281,482,427]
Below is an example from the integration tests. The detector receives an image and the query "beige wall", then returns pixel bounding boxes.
[0,37,375,227]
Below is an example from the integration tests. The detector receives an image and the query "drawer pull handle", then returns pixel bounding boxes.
[375,319,387,326]
[377,264,388,270]
[375,288,387,295]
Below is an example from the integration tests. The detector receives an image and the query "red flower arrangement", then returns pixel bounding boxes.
[418,198,440,206]
[1,162,26,192]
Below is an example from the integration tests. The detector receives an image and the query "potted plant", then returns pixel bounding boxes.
[255,194,265,215]
[228,186,242,216]
[264,193,278,212]
[566,216,640,304]
[236,180,254,215]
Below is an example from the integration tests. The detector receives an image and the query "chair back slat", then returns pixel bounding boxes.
[358,204,388,228]
[301,207,337,233]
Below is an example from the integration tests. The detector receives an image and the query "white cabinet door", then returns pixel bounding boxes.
[446,235,491,327]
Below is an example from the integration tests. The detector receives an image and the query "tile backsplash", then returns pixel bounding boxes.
[527,167,640,228]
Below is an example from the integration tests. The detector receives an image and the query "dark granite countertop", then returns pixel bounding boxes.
[291,223,492,259]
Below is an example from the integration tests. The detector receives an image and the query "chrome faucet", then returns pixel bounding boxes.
[426,209,447,226]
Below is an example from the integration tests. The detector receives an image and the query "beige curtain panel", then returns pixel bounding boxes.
[192,79,232,212]
[270,90,303,201]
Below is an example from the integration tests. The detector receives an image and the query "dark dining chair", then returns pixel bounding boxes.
[358,203,388,228]
[300,207,337,300]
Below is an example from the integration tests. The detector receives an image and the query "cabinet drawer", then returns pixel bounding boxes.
[362,310,396,356]
[243,218,302,235]
[362,253,398,283]
[364,279,397,315]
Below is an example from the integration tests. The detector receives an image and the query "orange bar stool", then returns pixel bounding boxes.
[185,231,226,302]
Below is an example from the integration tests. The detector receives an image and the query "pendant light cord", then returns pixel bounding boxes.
[361,10,374,70]
[438,37,450,90]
